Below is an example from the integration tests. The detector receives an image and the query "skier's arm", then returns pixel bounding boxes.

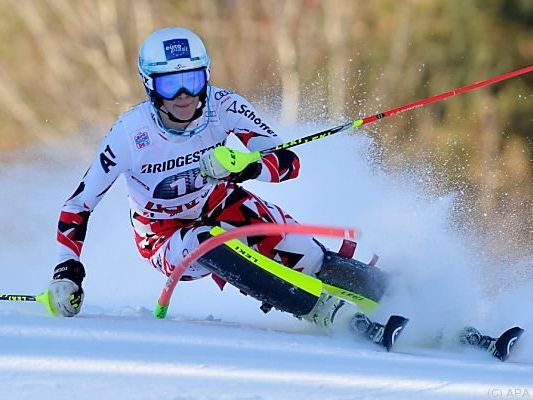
[218,93,300,183]
[50,124,129,317]
[254,149,300,183]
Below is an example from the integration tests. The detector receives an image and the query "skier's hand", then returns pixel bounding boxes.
[48,259,85,317]
[199,146,262,183]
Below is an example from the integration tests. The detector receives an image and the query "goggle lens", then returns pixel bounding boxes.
[154,69,207,99]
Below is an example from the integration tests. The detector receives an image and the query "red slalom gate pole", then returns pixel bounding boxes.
[154,223,357,319]
[265,65,533,154]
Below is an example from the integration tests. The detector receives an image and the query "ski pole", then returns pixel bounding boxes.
[0,294,38,302]
[260,65,533,155]
[0,292,56,315]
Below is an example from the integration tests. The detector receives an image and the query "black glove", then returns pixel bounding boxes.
[228,162,262,183]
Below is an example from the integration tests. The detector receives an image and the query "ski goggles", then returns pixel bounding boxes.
[153,68,207,99]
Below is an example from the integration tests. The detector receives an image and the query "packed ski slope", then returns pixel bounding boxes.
[1,129,532,399]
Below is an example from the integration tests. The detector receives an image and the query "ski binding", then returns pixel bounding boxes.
[351,313,409,351]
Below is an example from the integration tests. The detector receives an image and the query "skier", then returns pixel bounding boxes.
[43,26,523,359]
[48,26,369,325]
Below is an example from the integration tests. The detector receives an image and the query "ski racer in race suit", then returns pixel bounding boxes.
[48,27,327,318]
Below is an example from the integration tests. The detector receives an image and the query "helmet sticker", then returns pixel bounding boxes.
[163,39,191,61]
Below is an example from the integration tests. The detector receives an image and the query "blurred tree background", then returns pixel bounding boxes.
[0,0,531,259]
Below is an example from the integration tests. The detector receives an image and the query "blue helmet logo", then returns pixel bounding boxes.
[163,39,191,61]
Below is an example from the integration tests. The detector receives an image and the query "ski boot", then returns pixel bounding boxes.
[301,292,347,327]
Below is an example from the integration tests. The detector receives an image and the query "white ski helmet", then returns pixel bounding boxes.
[138,27,211,100]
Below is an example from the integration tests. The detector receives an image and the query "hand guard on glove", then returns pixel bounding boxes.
[199,146,262,184]
[48,259,86,317]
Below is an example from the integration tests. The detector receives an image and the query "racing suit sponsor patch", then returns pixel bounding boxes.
[226,101,275,135]
[134,129,151,149]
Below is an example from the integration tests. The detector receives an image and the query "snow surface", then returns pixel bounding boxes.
[1,127,532,399]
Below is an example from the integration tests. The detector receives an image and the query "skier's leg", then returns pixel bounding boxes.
[130,205,320,315]
[129,190,323,306]
[208,186,388,305]
[204,186,389,321]
[196,229,391,332]
[143,218,378,328]
[132,186,385,326]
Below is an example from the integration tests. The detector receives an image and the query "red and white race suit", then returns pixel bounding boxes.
[57,86,324,282]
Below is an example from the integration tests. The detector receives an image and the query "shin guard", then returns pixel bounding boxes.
[197,227,322,317]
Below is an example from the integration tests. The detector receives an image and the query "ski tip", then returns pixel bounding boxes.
[384,315,409,352]
[495,326,524,362]
[390,315,410,324]
[508,326,525,335]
